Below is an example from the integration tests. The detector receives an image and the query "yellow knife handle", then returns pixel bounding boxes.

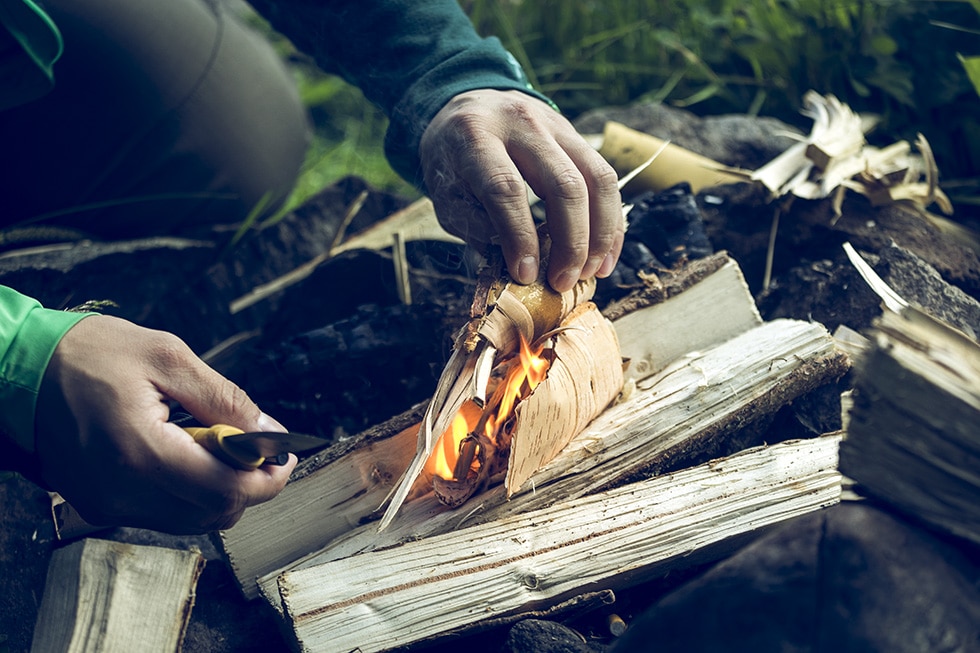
[184,425,265,470]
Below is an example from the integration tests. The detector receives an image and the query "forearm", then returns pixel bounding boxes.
[246,0,552,184]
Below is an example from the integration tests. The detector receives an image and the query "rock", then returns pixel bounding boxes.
[504,619,601,653]
[609,503,980,653]
[573,101,801,169]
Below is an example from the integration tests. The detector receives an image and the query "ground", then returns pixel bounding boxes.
[3,104,980,652]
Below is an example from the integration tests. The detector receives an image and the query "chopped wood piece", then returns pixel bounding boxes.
[220,405,426,601]
[278,436,841,653]
[840,305,980,545]
[31,539,204,653]
[609,255,761,381]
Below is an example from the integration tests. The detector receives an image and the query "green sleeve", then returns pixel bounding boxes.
[0,286,91,458]
[246,0,556,187]
[0,0,63,110]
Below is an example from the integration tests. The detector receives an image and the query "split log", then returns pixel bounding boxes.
[278,435,841,653]
[220,253,765,598]
[31,538,204,653]
[840,305,980,545]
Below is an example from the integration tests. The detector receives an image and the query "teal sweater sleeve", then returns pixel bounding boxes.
[245,0,556,187]
[0,286,91,458]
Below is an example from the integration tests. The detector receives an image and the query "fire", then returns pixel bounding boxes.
[425,335,551,481]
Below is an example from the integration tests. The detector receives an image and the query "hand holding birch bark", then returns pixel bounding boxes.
[419,89,624,292]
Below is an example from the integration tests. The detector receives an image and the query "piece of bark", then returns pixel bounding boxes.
[840,304,980,545]
[376,240,601,531]
[504,301,624,497]
[599,121,746,196]
[277,436,841,653]
[31,538,205,653]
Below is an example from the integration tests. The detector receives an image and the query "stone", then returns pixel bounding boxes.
[609,503,980,653]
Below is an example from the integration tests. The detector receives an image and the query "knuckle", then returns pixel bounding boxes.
[590,160,621,194]
[146,330,192,368]
[550,169,589,202]
[440,111,491,148]
[200,374,254,419]
[481,170,527,205]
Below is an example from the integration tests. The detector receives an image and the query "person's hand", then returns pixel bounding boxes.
[419,89,624,292]
[35,315,296,534]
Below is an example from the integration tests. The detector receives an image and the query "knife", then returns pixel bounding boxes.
[183,424,330,470]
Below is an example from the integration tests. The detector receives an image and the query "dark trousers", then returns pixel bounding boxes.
[0,0,310,239]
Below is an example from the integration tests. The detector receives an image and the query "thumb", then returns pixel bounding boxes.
[151,339,285,434]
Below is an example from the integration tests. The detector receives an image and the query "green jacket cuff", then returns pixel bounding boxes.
[0,286,91,456]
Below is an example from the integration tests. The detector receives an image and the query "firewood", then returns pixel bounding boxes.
[840,304,980,546]
[257,317,846,608]
[30,539,204,653]
[219,253,767,599]
[608,253,761,380]
[277,436,841,653]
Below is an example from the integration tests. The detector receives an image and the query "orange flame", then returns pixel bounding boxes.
[425,335,550,481]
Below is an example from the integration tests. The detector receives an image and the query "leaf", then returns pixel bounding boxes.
[958,54,980,98]
[869,34,898,57]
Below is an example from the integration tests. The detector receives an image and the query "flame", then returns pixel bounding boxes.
[424,335,550,481]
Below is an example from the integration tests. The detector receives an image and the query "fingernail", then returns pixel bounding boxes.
[517,256,538,284]
[257,412,288,433]
[554,268,579,292]
[581,255,604,279]
[597,253,616,278]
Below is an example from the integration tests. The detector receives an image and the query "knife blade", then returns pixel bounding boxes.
[183,424,330,470]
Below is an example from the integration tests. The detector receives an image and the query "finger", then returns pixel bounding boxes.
[514,134,622,289]
[598,228,625,279]
[575,144,624,279]
[139,330,271,433]
[152,421,295,515]
[507,141,590,291]
[449,138,542,285]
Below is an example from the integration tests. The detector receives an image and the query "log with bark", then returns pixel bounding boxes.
[840,304,980,546]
